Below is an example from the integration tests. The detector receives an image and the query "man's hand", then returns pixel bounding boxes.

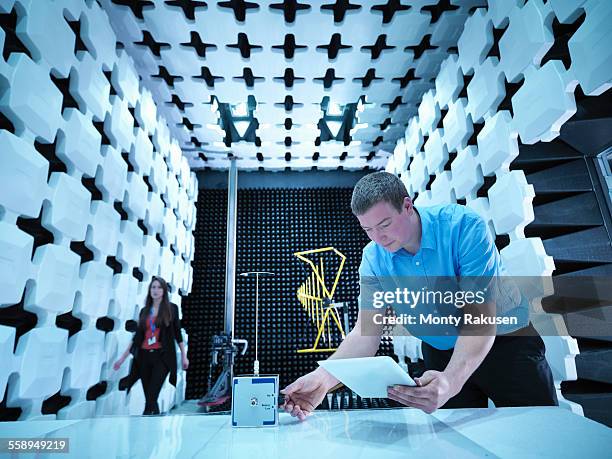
[280,368,338,421]
[387,370,460,414]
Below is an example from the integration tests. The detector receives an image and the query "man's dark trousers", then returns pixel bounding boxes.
[421,323,559,408]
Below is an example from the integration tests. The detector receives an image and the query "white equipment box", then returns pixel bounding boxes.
[231,374,279,427]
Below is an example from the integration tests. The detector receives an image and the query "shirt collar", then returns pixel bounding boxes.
[389,205,436,258]
[415,206,436,250]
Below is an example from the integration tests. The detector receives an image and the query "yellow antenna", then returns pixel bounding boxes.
[294,247,347,353]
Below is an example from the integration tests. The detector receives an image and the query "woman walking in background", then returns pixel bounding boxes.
[114,276,189,415]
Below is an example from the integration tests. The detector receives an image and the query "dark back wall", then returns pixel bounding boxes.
[181,186,395,405]
[196,170,370,189]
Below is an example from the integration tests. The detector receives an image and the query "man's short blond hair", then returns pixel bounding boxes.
[351,171,408,215]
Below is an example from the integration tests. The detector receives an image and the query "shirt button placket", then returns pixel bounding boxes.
[415,257,427,278]
[415,258,423,272]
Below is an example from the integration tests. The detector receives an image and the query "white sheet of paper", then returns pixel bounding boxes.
[318,356,416,398]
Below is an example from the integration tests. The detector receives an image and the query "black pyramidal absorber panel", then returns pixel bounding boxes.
[181,187,398,408]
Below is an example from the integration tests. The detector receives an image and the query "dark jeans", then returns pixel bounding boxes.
[138,349,169,415]
[421,323,559,408]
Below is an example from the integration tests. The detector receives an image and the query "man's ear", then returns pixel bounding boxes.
[403,196,413,213]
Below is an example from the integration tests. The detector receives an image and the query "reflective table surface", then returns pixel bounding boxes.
[1,406,611,458]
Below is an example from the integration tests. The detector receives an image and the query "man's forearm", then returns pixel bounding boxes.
[443,334,494,394]
[442,297,497,393]
[327,327,380,360]
[314,320,381,389]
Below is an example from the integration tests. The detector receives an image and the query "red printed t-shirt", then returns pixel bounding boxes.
[141,313,162,350]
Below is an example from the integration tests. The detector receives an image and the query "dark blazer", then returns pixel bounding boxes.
[123,302,183,394]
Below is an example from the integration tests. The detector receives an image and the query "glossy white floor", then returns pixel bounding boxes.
[1,406,611,458]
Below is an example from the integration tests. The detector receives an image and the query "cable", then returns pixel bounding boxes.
[239,271,275,376]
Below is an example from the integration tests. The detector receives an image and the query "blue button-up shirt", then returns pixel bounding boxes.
[358,204,527,350]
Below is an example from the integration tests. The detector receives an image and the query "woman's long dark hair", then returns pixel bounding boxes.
[139,276,173,329]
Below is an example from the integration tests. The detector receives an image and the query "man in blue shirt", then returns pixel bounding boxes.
[282,172,557,420]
